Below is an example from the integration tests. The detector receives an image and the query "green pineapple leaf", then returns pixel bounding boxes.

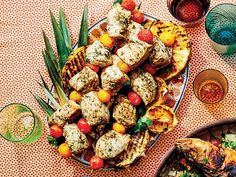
[42,50,68,106]
[54,82,68,106]
[42,50,61,86]
[59,7,72,53]
[42,30,60,72]
[50,10,70,69]
[37,81,60,109]
[30,91,55,118]
[38,70,50,92]
[78,3,88,47]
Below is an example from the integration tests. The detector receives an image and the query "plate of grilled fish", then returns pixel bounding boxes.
[155,119,236,177]
[33,0,191,170]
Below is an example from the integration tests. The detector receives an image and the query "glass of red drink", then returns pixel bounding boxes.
[167,0,211,27]
[193,69,228,104]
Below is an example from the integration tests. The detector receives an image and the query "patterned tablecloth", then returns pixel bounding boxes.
[0,0,236,176]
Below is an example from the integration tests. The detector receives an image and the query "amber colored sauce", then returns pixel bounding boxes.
[198,80,224,103]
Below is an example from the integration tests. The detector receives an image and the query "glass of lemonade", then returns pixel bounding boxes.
[193,69,228,104]
[205,3,236,55]
[0,103,43,144]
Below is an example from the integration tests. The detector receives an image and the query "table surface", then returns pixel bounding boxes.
[1,0,236,176]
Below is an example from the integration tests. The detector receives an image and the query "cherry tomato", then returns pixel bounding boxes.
[132,10,145,23]
[90,156,104,170]
[128,91,142,106]
[77,118,92,134]
[58,143,72,158]
[144,63,156,75]
[97,89,111,103]
[121,0,136,11]
[113,122,126,134]
[138,29,154,44]
[86,63,100,73]
[211,139,220,147]
[49,125,63,138]
[180,158,187,166]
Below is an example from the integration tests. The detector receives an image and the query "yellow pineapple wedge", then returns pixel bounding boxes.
[61,46,86,94]
[144,20,191,81]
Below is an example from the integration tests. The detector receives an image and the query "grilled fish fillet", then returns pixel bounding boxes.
[48,100,81,127]
[131,69,157,105]
[117,42,152,70]
[63,123,89,153]
[101,65,129,94]
[95,130,130,159]
[69,66,99,94]
[113,94,137,127]
[149,37,172,69]
[86,41,112,67]
[107,3,131,38]
[80,91,110,126]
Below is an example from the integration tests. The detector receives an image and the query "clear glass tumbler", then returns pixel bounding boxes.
[193,69,228,104]
[0,103,43,144]
[205,3,236,55]
[167,0,211,27]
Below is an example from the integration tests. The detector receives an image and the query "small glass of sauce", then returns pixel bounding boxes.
[193,69,228,104]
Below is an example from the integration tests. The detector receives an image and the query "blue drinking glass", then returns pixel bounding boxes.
[205,3,236,55]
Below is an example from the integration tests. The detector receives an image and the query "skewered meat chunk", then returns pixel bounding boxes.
[127,21,144,44]
[88,124,106,139]
[69,66,99,94]
[95,130,130,159]
[149,38,172,69]
[48,100,81,127]
[101,65,129,94]
[131,69,157,105]
[86,41,112,67]
[63,123,89,153]
[113,95,137,127]
[80,91,110,126]
[176,138,236,177]
[117,42,152,70]
[107,4,131,38]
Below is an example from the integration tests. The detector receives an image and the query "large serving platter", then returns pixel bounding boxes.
[155,118,236,176]
[70,14,190,169]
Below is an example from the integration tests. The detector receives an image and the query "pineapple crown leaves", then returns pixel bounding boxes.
[78,3,89,47]
[42,30,60,73]
[29,91,55,118]
[50,10,70,69]
[42,50,68,106]
[59,7,72,52]
[36,80,60,110]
